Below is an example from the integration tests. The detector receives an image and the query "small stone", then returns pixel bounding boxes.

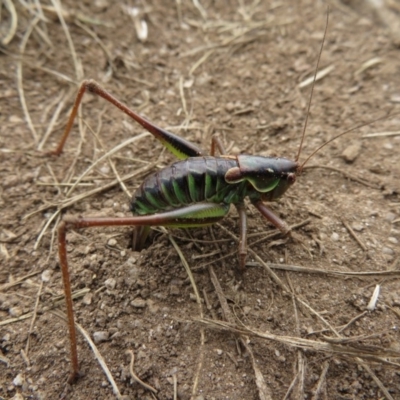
[107,238,117,247]
[131,298,146,308]
[385,212,397,222]
[9,307,22,317]
[351,223,364,232]
[243,306,251,315]
[341,141,362,163]
[2,333,10,341]
[13,373,24,387]
[82,293,93,305]
[331,232,340,242]
[390,94,400,103]
[383,142,393,150]
[382,247,394,255]
[41,269,52,282]
[10,394,24,400]
[225,102,235,112]
[231,146,241,155]
[388,237,398,244]
[216,349,223,355]
[104,278,116,290]
[93,331,109,343]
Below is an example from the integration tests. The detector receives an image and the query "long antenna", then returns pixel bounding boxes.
[300,111,398,170]
[296,8,330,162]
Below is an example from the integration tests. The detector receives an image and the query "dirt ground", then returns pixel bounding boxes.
[1,1,400,399]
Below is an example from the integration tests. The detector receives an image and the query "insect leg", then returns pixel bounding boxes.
[132,225,150,250]
[58,203,229,383]
[210,134,226,156]
[235,202,248,269]
[51,80,205,159]
[251,200,290,235]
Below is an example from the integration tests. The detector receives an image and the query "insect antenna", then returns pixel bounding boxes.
[299,111,396,171]
[297,8,399,172]
[296,8,330,164]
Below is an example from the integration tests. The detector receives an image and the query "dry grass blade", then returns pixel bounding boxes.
[192,0,207,19]
[25,163,155,219]
[50,310,123,399]
[0,271,42,292]
[363,131,400,138]
[51,0,82,81]
[33,210,60,250]
[1,0,18,45]
[356,358,394,400]
[341,218,367,251]
[60,131,149,197]
[25,281,43,358]
[166,231,205,398]
[0,289,89,327]
[197,318,400,363]
[38,89,73,151]
[126,350,157,393]
[311,360,329,400]
[208,264,273,400]
[261,263,400,277]
[298,65,335,88]
[17,16,40,145]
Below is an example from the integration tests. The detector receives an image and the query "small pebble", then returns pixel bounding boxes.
[383,142,393,150]
[231,146,241,155]
[390,94,400,103]
[216,349,223,355]
[331,232,340,242]
[41,269,52,282]
[104,278,116,290]
[107,238,117,247]
[351,223,364,232]
[382,247,394,255]
[93,331,109,343]
[388,237,398,244]
[9,307,22,317]
[2,333,10,341]
[13,373,24,387]
[82,293,93,305]
[131,298,146,308]
[341,142,361,163]
[243,306,251,315]
[385,212,397,222]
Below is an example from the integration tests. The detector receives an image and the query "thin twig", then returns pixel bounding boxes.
[1,0,18,45]
[51,309,123,399]
[25,281,44,358]
[17,16,40,145]
[341,218,367,251]
[126,350,157,393]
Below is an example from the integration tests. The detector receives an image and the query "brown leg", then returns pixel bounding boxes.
[50,80,203,159]
[57,203,228,383]
[210,134,226,156]
[235,203,248,270]
[252,200,290,235]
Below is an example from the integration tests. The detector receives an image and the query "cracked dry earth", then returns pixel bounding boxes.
[1,1,400,399]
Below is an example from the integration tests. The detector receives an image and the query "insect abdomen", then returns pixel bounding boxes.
[130,157,246,215]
